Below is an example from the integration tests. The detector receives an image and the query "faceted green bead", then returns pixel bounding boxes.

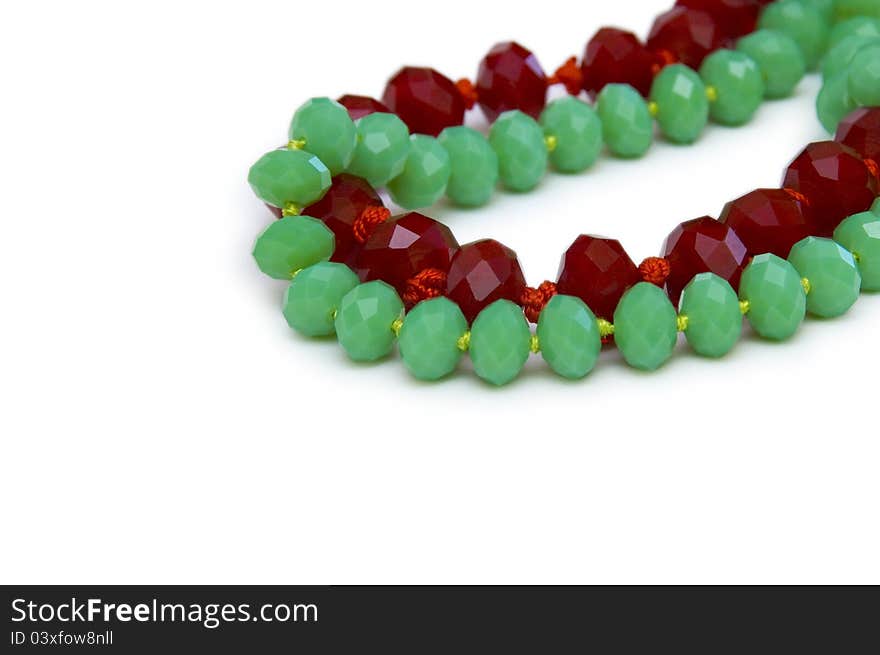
[247,149,331,210]
[816,71,857,132]
[650,64,709,144]
[829,17,880,49]
[398,297,467,381]
[539,97,603,173]
[282,262,359,336]
[847,43,880,106]
[489,110,548,192]
[288,97,357,176]
[758,0,829,70]
[347,112,411,188]
[469,300,531,386]
[739,253,806,341]
[252,215,335,280]
[596,83,653,158]
[873,197,880,214]
[822,35,880,80]
[613,282,678,371]
[788,236,862,317]
[737,29,806,98]
[386,135,451,209]
[803,0,835,23]
[536,294,601,379]
[835,0,880,21]
[700,49,765,125]
[679,273,742,358]
[834,211,880,291]
[437,126,498,207]
[334,280,404,362]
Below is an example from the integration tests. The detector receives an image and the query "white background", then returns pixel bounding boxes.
[1,0,878,584]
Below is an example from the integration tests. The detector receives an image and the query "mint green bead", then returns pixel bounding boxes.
[334,281,403,362]
[288,97,357,176]
[822,35,880,80]
[650,64,709,144]
[595,84,653,158]
[737,30,806,98]
[834,211,880,290]
[829,17,880,49]
[386,135,451,209]
[803,0,835,23]
[398,297,467,381]
[700,49,765,125]
[835,0,880,20]
[282,262,359,336]
[347,112,410,188]
[613,282,678,371]
[437,126,498,206]
[873,197,880,214]
[489,110,547,192]
[539,97,603,173]
[759,0,829,70]
[536,295,601,379]
[788,236,862,317]
[816,71,857,132]
[252,215,334,280]
[679,273,742,358]
[847,43,880,105]
[739,254,806,340]
[247,149,331,210]
[469,300,531,386]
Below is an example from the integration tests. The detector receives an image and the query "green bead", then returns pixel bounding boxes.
[347,112,411,188]
[536,295,601,379]
[679,273,742,358]
[834,211,880,291]
[437,126,498,207]
[816,71,857,132]
[788,236,862,317]
[847,43,880,105]
[758,0,829,70]
[386,135,451,209]
[700,49,765,125]
[539,97,603,173]
[650,64,709,144]
[835,0,880,20]
[595,84,653,158]
[247,149,331,210]
[739,253,806,340]
[334,281,403,362]
[613,282,678,371]
[803,0,835,22]
[288,97,357,176]
[282,262,359,336]
[737,29,806,98]
[489,110,547,192]
[822,35,880,80]
[829,17,880,49]
[398,297,467,381]
[469,300,531,386]
[873,197,880,214]
[252,215,334,280]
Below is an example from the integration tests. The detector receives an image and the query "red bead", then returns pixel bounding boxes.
[646,7,725,69]
[446,239,527,322]
[337,95,390,121]
[476,42,548,122]
[302,174,382,266]
[381,67,465,136]
[674,0,759,39]
[835,107,880,162]
[581,27,656,98]
[555,235,641,321]
[355,212,459,301]
[719,188,815,258]
[662,216,748,305]
[782,141,880,236]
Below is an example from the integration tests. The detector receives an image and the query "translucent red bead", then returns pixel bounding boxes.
[337,95,390,121]
[476,42,548,122]
[674,0,759,39]
[581,27,656,98]
[646,7,725,69]
[446,239,527,322]
[381,67,465,137]
[835,107,880,162]
[719,188,815,258]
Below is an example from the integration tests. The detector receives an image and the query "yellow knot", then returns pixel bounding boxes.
[676,314,689,332]
[544,134,558,152]
[391,318,404,336]
[739,299,750,315]
[281,201,301,217]
[290,268,303,280]
[456,331,471,352]
[597,318,615,337]
[705,85,718,103]
[801,277,811,295]
[648,101,659,117]
[529,334,541,354]
[287,138,307,150]
[331,309,338,321]
[852,251,861,263]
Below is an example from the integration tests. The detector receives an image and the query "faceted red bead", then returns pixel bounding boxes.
[381,67,465,136]
[446,239,527,322]
[337,95,390,121]
[581,28,657,98]
[355,212,459,301]
[646,7,725,69]
[476,42,548,122]
[674,0,759,39]
[555,235,641,321]
[662,216,748,305]
[719,188,815,258]
[835,107,880,162]
[782,141,880,236]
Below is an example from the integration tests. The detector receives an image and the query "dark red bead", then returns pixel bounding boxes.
[782,141,880,236]
[476,42,548,122]
[647,7,725,68]
[381,67,465,136]
[337,95,390,121]
[674,0,759,39]
[446,239,527,322]
[719,188,815,258]
[581,27,656,98]
[556,235,641,321]
[835,107,880,162]
[662,216,748,305]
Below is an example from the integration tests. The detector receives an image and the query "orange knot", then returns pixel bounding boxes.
[651,48,677,75]
[639,256,671,286]
[520,280,558,323]
[548,57,583,96]
[455,78,479,110]
[403,268,448,307]
[353,205,391,244]
[783,187,811,207]
[864,158,880,182]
